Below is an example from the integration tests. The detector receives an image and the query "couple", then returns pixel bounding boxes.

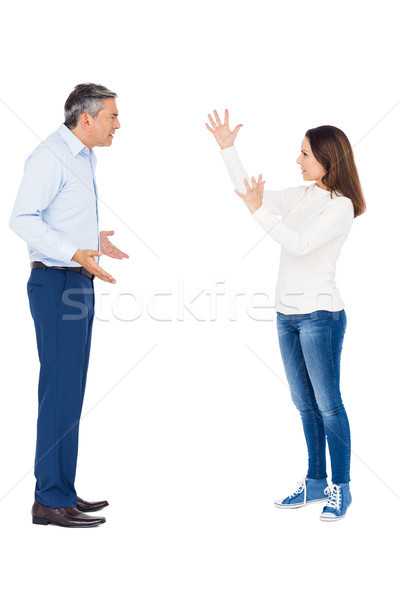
[9,83,365,527]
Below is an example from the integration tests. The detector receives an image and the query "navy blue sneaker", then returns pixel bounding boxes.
[274,477,329,509]
[320,483,352,521]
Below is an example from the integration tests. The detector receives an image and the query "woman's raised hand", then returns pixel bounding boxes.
[205,109,243,149]
[235,175,265,213]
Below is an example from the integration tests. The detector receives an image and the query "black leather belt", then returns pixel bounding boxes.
[30,261,95,280]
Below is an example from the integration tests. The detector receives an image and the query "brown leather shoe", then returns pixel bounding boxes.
[32,500,106,527]
[76,496,109,512]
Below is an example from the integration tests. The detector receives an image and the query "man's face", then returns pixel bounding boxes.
[90,98,120,147]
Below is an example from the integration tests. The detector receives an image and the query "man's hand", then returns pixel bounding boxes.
[72,249,117,284]
[100,230,129,260]
[205,109,243,149]
[234,175,265,213]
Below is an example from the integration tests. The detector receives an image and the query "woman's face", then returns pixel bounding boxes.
[296,137,326,186]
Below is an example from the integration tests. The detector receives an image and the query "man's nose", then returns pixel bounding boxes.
[115,118,121,129]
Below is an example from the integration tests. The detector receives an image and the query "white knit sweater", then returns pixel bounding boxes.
[221,145,354,315]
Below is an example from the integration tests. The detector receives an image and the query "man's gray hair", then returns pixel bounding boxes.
[64,83,117,129]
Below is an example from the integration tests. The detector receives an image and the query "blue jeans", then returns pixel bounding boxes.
[276,310,350,484]
[27,267,95,508]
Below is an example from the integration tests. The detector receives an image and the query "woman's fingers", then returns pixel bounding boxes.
[235,175,265,203]
[214,109,222,126]
[207,109,241,138]
[224,108,229,126]
[207,113,217,129]
[244,176,265,192]
[246,177,260,190]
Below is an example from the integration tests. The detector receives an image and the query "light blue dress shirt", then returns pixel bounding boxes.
[10,124,100,267]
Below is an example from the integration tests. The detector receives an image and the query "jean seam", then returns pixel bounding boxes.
[299,342,322,479]
[339,411,351,483]
[327,312,350,483]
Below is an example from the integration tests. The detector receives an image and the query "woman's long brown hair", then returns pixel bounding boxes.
[305,125,366,218]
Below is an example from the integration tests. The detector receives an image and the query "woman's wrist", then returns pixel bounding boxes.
[247,199,263,214]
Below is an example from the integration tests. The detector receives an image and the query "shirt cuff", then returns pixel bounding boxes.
[252,201,280,231]
[60,241,79,263]
[220,145,237,161]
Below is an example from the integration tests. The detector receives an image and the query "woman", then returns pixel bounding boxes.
[206,109,365,521]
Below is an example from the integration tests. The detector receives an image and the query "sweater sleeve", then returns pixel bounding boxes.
[252,195,354,256]
[9,145,78,263]
[220,145,285,215]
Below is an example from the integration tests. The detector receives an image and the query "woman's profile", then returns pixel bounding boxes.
[206,109,366,521]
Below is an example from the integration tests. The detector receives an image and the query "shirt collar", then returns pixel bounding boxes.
[57,124,90,158]
[308,183,333,198]
[294,183,334,212]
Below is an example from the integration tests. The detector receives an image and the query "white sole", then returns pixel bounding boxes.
[274,498,328,509]
[320,501,352,521]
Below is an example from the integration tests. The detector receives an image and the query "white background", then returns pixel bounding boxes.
[1,0,399,597]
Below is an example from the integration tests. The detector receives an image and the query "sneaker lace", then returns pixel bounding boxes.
[289,479,306,503]
[325,484,341,511]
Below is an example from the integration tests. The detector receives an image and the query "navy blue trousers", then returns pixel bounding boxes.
[27,266,95,508]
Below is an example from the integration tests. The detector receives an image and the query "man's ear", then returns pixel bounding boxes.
[79,112,92,131]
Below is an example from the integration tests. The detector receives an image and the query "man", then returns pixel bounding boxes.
[9,83,129,528]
